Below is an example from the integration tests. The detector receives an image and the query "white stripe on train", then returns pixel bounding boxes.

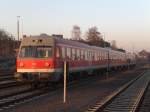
[17,63,132,73]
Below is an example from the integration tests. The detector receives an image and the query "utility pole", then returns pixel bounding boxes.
[17,16,20,41]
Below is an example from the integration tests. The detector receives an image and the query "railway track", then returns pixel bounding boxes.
[86,70,150,112]
[0,70,15,82]
[0,73,107,111]
[0,81,28,90]
[0,71,16,88]
[0,86,50,111]
[0,75,14,81]
[136,81,150,112]
[0,68,145,112]
[0,70,125,111]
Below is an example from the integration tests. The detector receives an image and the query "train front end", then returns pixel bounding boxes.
[15,36,55,82]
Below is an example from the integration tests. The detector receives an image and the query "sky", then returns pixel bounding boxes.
[0,0,150,52]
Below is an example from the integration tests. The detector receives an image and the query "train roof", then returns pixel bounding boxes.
[21,35,55,46]
[21,35,127,55]
[54,37,125,54]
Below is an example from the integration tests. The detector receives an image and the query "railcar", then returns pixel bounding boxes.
[15,34,136,82]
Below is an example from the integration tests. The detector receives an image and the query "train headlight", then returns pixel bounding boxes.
[19,62,24,67]
[45,62,50,67]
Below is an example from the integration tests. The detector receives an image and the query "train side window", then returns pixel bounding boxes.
[105,52,107,59]
[83,50,85,60]
[85,50,88,60]
[91,51,93,61]
[99,52,101,60]
[72,48,76,60]
[56,47,60,58]
[101,52,103,60]
[66,47,71,59]
[89,51,91,61]
[77,49,80,60]
[92,51,94,61]
[88,51,90,60]
[62,47,66,59]
[95,52,97,61]
[97,52,99,61]
[81,50,84,60]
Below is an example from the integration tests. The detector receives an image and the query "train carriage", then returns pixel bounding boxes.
[15,35,136,82]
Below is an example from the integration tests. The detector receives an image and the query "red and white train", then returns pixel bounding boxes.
[15,34,136,82]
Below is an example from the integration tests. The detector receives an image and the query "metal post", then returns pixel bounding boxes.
[63,61,67,104]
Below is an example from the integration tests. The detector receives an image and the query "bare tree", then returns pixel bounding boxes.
[86,26,104,46]
[0,29,18,57]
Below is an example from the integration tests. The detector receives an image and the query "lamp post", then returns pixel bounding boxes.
[17,16,20,41]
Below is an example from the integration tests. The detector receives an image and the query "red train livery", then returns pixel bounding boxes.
[15,35,136,82]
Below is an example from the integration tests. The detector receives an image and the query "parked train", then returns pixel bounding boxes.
[15,34,136,82]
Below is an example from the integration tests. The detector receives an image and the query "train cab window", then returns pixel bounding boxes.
[19,46,52,58]
[36,47,52,58]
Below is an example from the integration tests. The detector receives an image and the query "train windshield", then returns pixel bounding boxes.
[19,46,52,58]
